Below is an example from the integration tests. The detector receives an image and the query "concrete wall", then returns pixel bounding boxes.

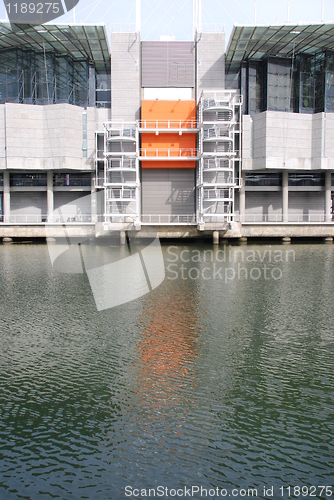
[0,103,97,171]
[197,33,225,97]
[111,32,141,121]
[242,111,334,171]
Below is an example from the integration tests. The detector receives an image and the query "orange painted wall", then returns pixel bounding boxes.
[141,100,197,169]
[141,100,196,125]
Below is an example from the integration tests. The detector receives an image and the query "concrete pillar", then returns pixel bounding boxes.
[91,172,97,223]
[3,170,10,222]
[324,236,333,243]
[213,230,219,245]
[239,171,245,222]
[282,236,291,244]
[282,171,289,223]
[325,171,332,222]
[120,231,126,245]
[47,170,53,222]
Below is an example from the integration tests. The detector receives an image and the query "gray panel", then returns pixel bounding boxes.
[245,192,282,222]
[197,33,225,95]
[142,42,195,88]
[288,192,324,221]
[142,169,195,215]
[54,192,91,219]
[10,192,47,219]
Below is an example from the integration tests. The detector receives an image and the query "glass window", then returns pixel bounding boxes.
[288,173,324,187]
[245,173,281,186]
[266,58,293,112]
[53,173,91,187]
[10,173,47,187]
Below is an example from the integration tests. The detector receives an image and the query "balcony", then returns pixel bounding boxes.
[138,119,198,132]
[139,148,199,160]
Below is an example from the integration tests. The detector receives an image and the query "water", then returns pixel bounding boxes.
[0,241,334,499]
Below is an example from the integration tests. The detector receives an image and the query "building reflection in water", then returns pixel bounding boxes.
[135,278,202,414]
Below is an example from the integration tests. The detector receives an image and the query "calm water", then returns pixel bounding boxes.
[0,240,334,499]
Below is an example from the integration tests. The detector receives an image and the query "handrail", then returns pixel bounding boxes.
[138,119,197,130]
[1,214,92,223]
[139,148,199,158]
[236,213,331,223]
[141,214,196,224]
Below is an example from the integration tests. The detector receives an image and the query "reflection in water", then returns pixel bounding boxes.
[0,242,334,498]
[136,281,200,411]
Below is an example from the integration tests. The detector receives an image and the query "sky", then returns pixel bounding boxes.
[0,0,334,47]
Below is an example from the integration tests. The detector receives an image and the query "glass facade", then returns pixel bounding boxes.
[238,51,334,116]
[10,173,47,187]
[0,48,110,108]
[245,173,282,186]
[288,173,324,187]
[53,173,91,187]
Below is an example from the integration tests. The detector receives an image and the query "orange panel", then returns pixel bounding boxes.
[141,161,196,169]
[141,132,196,150]
[141,100,196,128]
[141,100,197,169]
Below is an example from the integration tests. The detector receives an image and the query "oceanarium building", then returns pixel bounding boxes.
[1,21,334,239]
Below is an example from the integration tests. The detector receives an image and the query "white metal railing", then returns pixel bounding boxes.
[141,214,196,224]
[203,214,233,223]
[203,158,232,169]
[107,159,136,169]
[202,92,243,109]
[1,214,93,223]
[105,122,136,139]
[203,127,232,140]
[204,188,232,200]
[236,213,331,223]
[138,119,197,130]
[106,188,136,200]
[139,148,199,158]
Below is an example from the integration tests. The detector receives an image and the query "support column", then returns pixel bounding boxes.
[213,230,219,245]
[3,170,10,222]
[282,170,289,223]
[325,170,332,222]
[239,171,245,222]
[91,172,97,223]
[47,170,53,222]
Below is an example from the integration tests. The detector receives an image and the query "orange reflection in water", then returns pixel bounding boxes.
[135,283,202,411]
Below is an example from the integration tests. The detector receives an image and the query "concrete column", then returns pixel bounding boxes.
[282,170,289,223]
[91,172,97,223]
[3,170,10,222]
[239,171,245,222]
[47,170,53,222]
[325,171,332,222]
[213,230,219,245]
[120,231,126,245]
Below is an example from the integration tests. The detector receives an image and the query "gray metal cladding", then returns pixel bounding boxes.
[141,41,195,87]
[142,169,195,215]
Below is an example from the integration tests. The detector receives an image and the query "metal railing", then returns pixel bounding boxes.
[105,123,136,139]
[202,92,243,109]
[139,148,199,158]
[204,188,233,200]
[106,188,136,200]
[141,214,196,224]
[138,119,197,130]
[203,128,232,140]
[236,213,331,223]
[1,214,93,223]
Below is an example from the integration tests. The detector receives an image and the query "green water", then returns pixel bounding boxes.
[0,241,333,499]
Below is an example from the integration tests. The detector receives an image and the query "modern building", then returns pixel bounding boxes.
[1,19,334,240]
